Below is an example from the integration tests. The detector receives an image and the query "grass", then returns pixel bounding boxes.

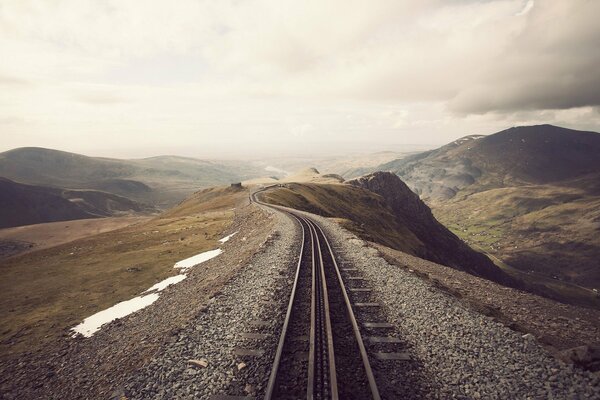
[262,183,425,255]
[433,182,600,308]
[0,186,246,358]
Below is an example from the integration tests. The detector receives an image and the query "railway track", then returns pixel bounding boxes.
[252,189,381,400]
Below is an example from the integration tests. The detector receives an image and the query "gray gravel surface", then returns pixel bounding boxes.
[304,210,600,399]
[123,208,300,399]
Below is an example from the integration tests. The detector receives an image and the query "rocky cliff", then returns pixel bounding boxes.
[348,172,517,286]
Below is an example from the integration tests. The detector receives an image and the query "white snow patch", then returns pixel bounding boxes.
[174,248,222,270]
[219,231,238,243]
[71,243,227,337]
[144,274,187,293]
[71,293,159,337]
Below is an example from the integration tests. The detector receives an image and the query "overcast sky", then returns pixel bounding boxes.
[1,0,599,158]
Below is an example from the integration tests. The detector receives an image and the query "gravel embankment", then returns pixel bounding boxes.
[0,203,286,399]
[123,207,300,399]
[303,210,600,399]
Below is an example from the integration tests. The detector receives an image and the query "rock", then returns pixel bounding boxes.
[244,384,255,395]
[237,362,247,371]
[522,333,535,341]
[559,346,600,371]
[188,359,208,368]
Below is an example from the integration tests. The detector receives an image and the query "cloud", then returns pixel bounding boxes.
[0,0,599,157]
[448,0,600,114]
[0,74,31,86]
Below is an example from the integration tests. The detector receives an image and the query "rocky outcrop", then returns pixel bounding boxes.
[347,172,517,286]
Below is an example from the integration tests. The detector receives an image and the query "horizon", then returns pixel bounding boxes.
[1,122,597,160]
[2,1,600,159]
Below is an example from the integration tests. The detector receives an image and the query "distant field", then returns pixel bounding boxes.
[0,216,149,259]
[433,183,600,308]
[0,186,245,359]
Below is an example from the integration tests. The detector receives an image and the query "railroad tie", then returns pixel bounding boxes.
[374,352,411,361]
[367,336,402,343]
[247,320,270,327]
[354,302,380,308]
[233,348,265,357]
[362,322,394,329]
[239,332,270,340]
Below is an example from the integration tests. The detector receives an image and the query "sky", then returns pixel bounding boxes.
[1,0,599,159]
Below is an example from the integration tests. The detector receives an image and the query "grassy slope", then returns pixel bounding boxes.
[261,183,425,255]
[433,182,600,308]
[0,186,246,358]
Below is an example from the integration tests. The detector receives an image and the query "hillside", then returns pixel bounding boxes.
[379,125,600,201]
[378,125,600,301]
[0,177,152,228]
[0,184,249,358]
[0,147,271,207]
[259,171,516,286]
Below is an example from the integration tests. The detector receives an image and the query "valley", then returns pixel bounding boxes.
[0,147,275,209]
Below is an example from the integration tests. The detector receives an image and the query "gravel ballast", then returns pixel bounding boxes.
[301,210,600,399]
[123,207,300,399]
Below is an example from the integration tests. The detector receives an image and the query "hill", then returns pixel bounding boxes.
[378,125,600,303]
[259,171,516,286]
[0,177,153,228]
[379,125,600,201]
[0,183,249,358]
[0,147,271,207]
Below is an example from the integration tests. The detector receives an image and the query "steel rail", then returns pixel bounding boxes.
[305,216,339,399]
[263,211,306,399]
[313,221,381,400]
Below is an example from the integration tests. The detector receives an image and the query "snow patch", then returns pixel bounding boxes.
[219,231,238,243]
[144,274,187,293]
[72,240,227,337]
[71,293,159,337]
[174,249,222,270]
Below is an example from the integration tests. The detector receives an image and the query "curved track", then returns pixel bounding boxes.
[252,188,381,400]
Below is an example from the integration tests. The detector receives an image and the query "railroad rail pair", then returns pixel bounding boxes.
[252,189,381,400]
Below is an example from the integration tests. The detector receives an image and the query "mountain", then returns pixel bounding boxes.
[0,177,153,228]
[0,147,271,207]
[378,125,600,303]
[260,171,517,287]
[380,125,600,201]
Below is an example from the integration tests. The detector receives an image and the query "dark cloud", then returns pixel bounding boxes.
[449,0,600,114]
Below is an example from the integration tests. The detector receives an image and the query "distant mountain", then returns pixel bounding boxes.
[0,148,270,207]
[379,125,600,201]
[0,178,153,228]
